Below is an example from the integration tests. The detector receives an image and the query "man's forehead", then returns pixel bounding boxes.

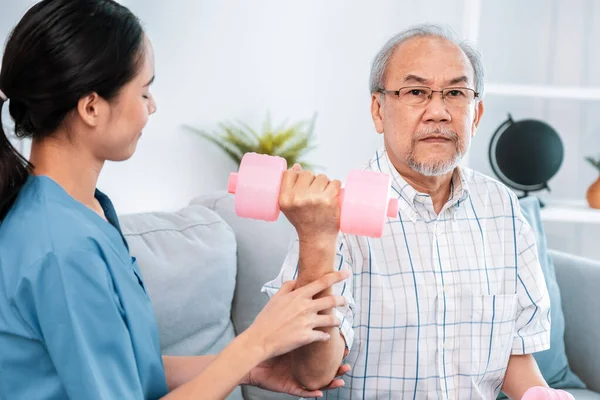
[387,36,474,83]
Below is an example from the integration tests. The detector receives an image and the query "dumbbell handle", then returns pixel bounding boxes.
[228,172,399,218]
[228,172,238,194]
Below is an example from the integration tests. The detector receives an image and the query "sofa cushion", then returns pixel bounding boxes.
[564,389,600,400]
[192,192,297,400]
[119,204,243,399]
[191,193,295,336]
[552,249,600,392]
[517,197,585,388]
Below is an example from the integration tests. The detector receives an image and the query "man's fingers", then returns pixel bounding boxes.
[324,179,342,196]
[294,170,316,191]
[312,173,330,192]
[280,169,300,196]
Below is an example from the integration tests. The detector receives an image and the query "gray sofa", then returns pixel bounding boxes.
[119,192,600,399]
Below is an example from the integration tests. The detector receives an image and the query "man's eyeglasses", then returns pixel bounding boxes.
[377,86,479,107]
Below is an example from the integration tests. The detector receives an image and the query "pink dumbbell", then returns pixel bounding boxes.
[521,387,575,400]
[227,152,399,238]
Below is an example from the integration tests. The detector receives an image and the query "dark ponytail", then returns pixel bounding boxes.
[0,100,30,219]
[0,0,145,220]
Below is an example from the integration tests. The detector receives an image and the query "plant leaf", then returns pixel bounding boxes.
[195,131,243,164]
[585,156,600,172]
[232,120,262,142]
[270,128,299,151]
[183,113,318,166]
[263,112,272,135]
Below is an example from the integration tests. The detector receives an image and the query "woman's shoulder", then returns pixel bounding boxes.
[0,176,107,270]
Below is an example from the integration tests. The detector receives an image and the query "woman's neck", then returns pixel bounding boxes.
[29,134,104,213]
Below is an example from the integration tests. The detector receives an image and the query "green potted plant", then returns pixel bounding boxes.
[585,155,600,209]
[185,114,318,170]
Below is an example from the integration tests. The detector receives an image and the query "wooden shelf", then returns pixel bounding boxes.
[486,83,600,101]
[540,200,600,224]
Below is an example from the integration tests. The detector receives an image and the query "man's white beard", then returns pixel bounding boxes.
[406,127,465,176]
[407,151,464,176]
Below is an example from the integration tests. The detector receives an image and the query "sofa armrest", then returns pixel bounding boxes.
[550,249,600,392]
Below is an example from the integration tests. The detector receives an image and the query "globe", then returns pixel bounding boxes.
[489,114,563,197]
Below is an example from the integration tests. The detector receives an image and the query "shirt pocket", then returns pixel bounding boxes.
[457,293,518,390]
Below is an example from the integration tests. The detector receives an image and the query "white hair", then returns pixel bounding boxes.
[369,24,485,99]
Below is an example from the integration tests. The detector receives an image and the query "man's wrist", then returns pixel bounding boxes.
[298,234,337,251]
[296,235,339,289]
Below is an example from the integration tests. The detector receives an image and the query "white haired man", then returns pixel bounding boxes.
[264,24,574,399]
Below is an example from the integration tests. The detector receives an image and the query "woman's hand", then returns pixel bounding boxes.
[244,353,351,398]
[243,269,350,359]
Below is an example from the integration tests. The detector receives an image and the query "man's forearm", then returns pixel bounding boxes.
[501,354,547,399]
[292,237,347,390]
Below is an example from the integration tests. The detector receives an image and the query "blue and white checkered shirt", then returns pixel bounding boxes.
[263,149,551,400]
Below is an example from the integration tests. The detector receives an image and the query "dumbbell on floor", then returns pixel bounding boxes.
[227,152,399,238]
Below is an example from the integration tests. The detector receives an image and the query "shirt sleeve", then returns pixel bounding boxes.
[14,249,147,400]
[511,215,552,355]
[261,234,357,352]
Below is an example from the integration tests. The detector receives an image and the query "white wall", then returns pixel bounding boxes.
[1,1,464,215]
[100,0,464,214]
[468,0,600,259]
[4,0,599,259]
[0,0,38,149]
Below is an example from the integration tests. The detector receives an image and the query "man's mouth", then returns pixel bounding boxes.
[420,135,452,143]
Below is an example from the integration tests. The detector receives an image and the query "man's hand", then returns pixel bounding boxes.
[279,165,342,245]
[244,353,350,398]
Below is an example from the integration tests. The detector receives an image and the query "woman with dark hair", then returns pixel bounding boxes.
[0,1,349,399]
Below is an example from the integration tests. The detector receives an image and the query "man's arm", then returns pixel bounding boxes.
[261,236,355,391]
[291,238,348,390]
[502,197,552,399]
[501,354,547,399]
[269,167,356,390]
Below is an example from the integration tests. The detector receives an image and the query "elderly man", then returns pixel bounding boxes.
[263,24,573,400]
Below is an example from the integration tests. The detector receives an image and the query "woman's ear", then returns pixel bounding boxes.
[76,93,103,128]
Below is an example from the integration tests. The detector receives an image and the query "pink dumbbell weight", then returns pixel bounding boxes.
[521,387,575,400]
[227,152,399,238]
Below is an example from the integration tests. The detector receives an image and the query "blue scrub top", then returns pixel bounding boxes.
[0,175,168,399]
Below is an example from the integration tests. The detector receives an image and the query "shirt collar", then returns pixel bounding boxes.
[369,149,470,221]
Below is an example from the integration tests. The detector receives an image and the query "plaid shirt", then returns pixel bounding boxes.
[263,149,551,400]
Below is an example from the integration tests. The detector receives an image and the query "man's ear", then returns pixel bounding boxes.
[471,100,484,138]
[371,93,385,135]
